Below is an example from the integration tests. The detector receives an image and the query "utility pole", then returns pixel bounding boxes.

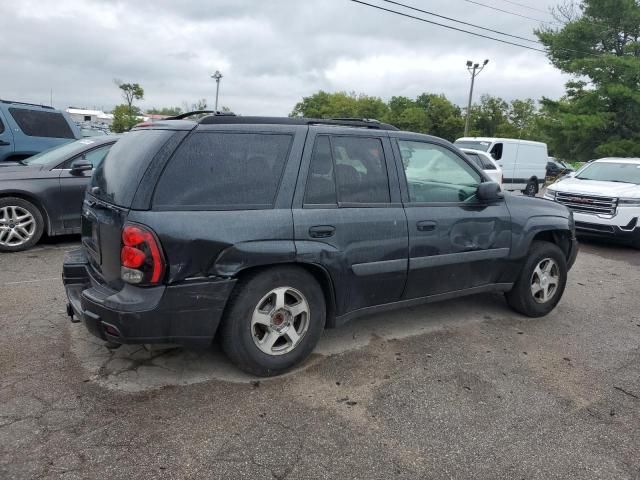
[211,70,223,112]
[464,59,489,137]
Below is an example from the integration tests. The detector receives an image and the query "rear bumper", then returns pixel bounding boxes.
[62,248,237,346]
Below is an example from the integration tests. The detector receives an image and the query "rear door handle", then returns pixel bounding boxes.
[309,225,335,238]
[0,140,10,146]
[416,220,437,232]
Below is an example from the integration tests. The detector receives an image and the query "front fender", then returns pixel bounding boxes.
[511,214,572,259]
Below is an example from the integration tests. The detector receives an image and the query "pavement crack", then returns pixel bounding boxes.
[614,386,639,400]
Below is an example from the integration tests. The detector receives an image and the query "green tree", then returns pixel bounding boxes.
[114,80,144,114]
[146,106,182,116]
[111,104,142,133]
[536,0,640,160]
[415,93,465,141]
[290,91,388,120]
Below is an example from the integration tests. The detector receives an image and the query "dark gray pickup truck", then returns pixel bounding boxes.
[63,115,578,376]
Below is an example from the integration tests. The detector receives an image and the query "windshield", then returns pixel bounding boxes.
[576,162,640,184]
[23,139,98,166]
[454,140,491,152]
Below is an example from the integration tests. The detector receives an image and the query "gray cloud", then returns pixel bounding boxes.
[0,0,570,115]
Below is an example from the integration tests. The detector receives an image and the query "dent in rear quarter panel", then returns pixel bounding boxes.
[128,209,295,283]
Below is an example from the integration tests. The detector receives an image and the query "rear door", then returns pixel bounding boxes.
[292,128,408,316]
[392,136,511,299]
[0,110,15,161]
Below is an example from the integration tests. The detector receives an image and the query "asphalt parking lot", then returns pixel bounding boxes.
[1,237,639,479]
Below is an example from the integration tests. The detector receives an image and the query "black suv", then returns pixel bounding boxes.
[63,116,578,376]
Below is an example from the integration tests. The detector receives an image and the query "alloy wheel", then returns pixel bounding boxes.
[530,257,560,304]
[251,287,310,356]
[0,206,36,248]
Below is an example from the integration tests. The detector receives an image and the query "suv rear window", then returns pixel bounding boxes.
[153,132,293,209]
[91,129,174,206]
[9,108,75,138]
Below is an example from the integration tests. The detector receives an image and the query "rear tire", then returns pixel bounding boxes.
[220,266,326,376]
[505,240,567,317]
[523,180,537,196]
[0,197,44,252]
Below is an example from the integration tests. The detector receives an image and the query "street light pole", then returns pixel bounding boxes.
[211,70,223,112]
[464,59,489,137]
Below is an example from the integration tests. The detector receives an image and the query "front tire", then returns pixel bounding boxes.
[505,240,568,317]
[0,197,44,252]
[220,266,326,376]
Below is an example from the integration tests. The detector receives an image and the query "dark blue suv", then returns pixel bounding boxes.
[63,115,578,376]
[0,100,80,162]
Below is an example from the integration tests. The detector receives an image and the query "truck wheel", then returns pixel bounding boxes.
[220,266,326,376]
[505,240,567,317]
[523,180,537,196]
[0,197,44,252]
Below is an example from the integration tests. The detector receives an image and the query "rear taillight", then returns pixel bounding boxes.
[120,223,165,285]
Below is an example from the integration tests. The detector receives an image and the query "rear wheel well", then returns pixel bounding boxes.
[532,230,571,259]
[233,262,337,329]
[0,192,51,234]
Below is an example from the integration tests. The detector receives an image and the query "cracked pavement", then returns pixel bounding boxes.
[1,236,639,479]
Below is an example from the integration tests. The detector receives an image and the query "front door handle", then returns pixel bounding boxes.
[416,220,437,232]
[309,225,335,238]
[0,140,10,146]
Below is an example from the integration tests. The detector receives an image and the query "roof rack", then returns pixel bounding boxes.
[167,110,237,120]
[0,99,54,110]
[198,116,398,131]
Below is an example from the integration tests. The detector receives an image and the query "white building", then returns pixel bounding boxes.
[66,107,114,126]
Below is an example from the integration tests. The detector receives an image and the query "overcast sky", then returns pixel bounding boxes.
[1,0,571,115]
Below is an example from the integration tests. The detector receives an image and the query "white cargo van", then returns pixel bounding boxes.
[454,137,548,195]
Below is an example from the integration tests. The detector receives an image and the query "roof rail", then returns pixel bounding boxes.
[198,115,398,130]
[0,99,54,110]
[167,110,236,120]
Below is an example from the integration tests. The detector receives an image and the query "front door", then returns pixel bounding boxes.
[55,144,112,233]
[293,130,408,316]
[392,138,512,299]
[0,111,14,161]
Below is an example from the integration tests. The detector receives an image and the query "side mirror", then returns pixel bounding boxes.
[476,181,504,202]
[70,158,92,175]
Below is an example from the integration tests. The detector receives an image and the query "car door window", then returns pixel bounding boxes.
[59,144,112,169]
[304,136,337,205]
[8,108,75,138]
[331,136,390,204]
[465,152,483,169]
[0,117,4,134]
[398,141,481,203]
[480,155,496,170]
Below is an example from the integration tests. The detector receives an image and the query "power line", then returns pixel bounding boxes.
[350,0,548,53]
[495,0,553,15]
[381,0,539,44]
[463,0,561,25]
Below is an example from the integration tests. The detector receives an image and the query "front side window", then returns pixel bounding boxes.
[59,144,113,169]
[154,132,293,209]
[9,108,75,139]
[331,136,390,204]
[398,141,481,203]
[465,152,484,170]
[479,154,497,170]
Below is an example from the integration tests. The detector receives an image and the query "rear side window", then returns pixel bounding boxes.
[9,108,74,138]
[304,136,337,205]
[154,132,293,209]
[0,117,4,134]
[91,130,174,206]
[331,136,390,204]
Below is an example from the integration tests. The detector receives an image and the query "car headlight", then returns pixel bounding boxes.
[618,198,640,207]
[543,188,557,200]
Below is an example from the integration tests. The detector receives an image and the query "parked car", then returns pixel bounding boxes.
[460,148,503,185]
[63,116,577,376]
[546,157,574,178]
[454,137,548,196]
[0,135,120,252]
[544,157,640,248]
[0,99,81,162]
